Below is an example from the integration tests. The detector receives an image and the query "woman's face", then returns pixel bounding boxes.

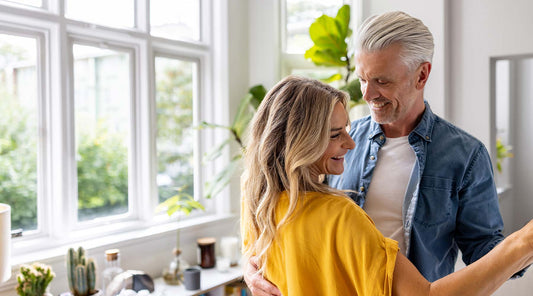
[310,102,355,180]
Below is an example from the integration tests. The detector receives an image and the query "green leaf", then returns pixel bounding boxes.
[339,79,363,106]
[204,155,241,199]
[335,5,351,38]
[156,187,204,217]
[203,138,232,163]
[197,121,231,131]
[231,94,255,141]
[304,46,346,67]
[305,4,351,67]
[309,16,342,48]
[248,85,267,109]
[321,73,343,83]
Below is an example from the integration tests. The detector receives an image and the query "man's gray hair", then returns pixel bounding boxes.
[356,11,434,70]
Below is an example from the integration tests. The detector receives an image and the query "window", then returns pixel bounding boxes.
[73,44,132,221]
[150,0,201,41]
[284,0,344,54]
[281,0,347,77]
[65,0,135,28]
[3,0,40,7]
[0,33,39,232]
[0,0,222,254]
[154,57,196,203]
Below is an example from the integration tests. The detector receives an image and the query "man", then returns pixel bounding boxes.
[244,11,511,295]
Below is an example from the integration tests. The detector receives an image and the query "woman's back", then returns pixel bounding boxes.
[243,191,398,296]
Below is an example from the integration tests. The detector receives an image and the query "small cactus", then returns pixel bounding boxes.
[66,247,97,296]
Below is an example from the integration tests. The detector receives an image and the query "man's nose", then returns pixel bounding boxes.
[362,83,379,101]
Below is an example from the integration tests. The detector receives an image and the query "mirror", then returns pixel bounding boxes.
[490,54,533,233]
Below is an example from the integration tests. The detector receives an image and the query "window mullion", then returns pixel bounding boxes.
[135,36,154,222]
[48,18,75,239]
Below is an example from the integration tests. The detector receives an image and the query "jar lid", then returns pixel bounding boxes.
[105,248,120,261]
[197,237,216,245]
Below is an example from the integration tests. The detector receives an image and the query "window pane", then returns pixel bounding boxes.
[3,0,42,7]
[151,0,200,41]
[0,34,39,231]
[155,57,195,203]
[73,44,130,221]
[66,0,134,28]
[285,0,343,53]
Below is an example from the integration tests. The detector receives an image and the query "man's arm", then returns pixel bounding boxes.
[455,144,505,263]
[393,219,533,296]
[244,256,282,296]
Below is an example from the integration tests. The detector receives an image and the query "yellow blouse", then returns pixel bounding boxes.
[242,191,398,296]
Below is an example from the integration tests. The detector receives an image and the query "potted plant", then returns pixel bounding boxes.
[16,262,55,296]
[304,4,363,108]
[496,138,514,173]
[156,186,205,285]
[61,246,102,296]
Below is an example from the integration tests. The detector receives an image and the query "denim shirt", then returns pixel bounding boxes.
[328,102,505,281]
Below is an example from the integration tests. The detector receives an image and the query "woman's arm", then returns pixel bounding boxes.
[393,219,533,296]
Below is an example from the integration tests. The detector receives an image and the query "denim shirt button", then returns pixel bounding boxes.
[359,186,365,192]
[370,155,375,160]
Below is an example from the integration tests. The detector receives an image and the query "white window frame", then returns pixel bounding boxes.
[0,0,230,266]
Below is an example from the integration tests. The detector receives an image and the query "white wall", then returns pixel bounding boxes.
[448,0,533,144]
[448,0,533,231]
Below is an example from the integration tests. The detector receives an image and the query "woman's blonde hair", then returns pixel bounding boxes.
[242,75,350,273]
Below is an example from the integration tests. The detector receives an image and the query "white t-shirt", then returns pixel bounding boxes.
[363,136,416,255]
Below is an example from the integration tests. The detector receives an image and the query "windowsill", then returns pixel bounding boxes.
[152,265,243,296]
[10,212,237,266]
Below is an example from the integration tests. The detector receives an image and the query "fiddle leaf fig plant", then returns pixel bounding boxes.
[304,4,363,108]
[198,85,267,199]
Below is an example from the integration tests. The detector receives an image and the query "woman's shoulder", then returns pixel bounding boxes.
[303,192,371,220]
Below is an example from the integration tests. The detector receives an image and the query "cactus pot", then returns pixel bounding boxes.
[59,290,103,296]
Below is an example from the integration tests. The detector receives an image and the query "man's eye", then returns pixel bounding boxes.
[331,134,341,139]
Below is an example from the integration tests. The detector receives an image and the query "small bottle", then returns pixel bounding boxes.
[103,249,124,296]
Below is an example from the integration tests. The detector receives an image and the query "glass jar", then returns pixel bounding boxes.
[102,249,124,296]
[162,248,190,285]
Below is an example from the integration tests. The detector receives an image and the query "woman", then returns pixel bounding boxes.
[241,75,533,295]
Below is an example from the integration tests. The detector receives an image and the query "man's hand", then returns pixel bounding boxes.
[244,256,282,296]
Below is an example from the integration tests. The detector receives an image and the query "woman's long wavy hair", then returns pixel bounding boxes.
[242,75,350,273]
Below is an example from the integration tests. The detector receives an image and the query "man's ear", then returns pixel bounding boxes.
[416,62,432,89]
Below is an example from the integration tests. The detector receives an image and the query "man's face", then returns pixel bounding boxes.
[355,43,426,133]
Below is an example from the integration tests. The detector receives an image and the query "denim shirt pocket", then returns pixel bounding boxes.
[414,176,457,228]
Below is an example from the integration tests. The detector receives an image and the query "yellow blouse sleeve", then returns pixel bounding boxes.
[332,198,399,295]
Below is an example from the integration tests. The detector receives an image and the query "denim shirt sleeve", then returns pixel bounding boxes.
[455,143,505,264]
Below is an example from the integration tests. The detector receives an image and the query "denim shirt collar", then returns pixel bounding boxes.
[368,101,435,143]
